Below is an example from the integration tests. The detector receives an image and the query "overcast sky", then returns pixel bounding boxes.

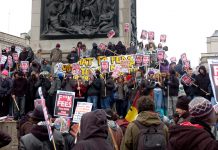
[0,0,218,67]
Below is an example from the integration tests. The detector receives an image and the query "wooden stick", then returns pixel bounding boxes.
[52,137,57,150]
[106,48,119,56]
[12,96,20,111]
[78,81,81,97]
[192,83,210,95]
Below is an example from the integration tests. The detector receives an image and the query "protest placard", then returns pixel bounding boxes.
[0,55,7,65]
[72,63,81,76]
[7,56,13,68]
[73,102,93,123]
[34,99,46,108]
[20,61,29,73]
[181,74,194,86]
[124,23,130,32]
[148,31,155,41]
[12,53,19,63]
[140,30,147,40]
[157,50,165,63]
[135,54,143,67]
[181,53,187,62]
[112,65,121,78]
[54,90,75,117]
[183,60,190,69]
[99,43,106,50]
[160,34,167,43]
[101,60,110,73]
[142,55,150,66]
[107,29,115,39]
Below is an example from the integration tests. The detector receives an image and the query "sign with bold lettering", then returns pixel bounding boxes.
[181,74,194,86]
[54,90,75,117]
[73,102,93,123]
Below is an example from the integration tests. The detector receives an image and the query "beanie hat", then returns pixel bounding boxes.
[189,97,213,118]
[56,43,60,48]
[176,96,191,111]
[137,96,154,113]
[1,70,9,76]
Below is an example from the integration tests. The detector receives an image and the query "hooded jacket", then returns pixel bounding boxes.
[90,43,102,58]
[168,121,218,150]
[121,111,168,150]
[20,125,65,150]
[66,51,79,63]
[195,66,210,99]
[74,110,113,150]
[115,41,126,55]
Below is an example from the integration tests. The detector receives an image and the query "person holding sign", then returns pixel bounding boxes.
[74,110,113,150]
[74,77,87,98]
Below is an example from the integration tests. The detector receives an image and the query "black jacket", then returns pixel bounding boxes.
[11,77,28,97]
[87,78,101,96]
[19,51,29,61]
[0,77,11,97]
[67,51,79,64]
[168,75,179,96]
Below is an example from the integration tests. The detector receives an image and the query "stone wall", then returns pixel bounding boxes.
[30,0,131,53]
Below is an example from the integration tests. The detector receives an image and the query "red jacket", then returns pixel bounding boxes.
[74,83,87,97]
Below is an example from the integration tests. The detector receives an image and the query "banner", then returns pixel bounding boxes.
[135,54,143,67]
[124,23,130,33]
[208,59,218,103]
[107,29,115,39]
[12,53,19,63]
[170,57,177,63]
[181,74,194,86]
[73,102,93,123]
[0,55,7,65]
[142,55,150,66]
[157,50,165,63]
[20,61,29,73]
[54,90,75,117]
[160,34,167,43]
[148,31,155,41]
[101,60,110,73]
[140,30,147,40]
[7,56,13,68]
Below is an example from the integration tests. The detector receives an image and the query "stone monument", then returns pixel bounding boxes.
[31,0,136,52]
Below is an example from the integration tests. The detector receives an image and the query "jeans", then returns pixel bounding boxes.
[14,96,25,119]
[116,99,127,118]
[154,89,163,117]
[101,96,111,109]
[87,96,98,110]
[168,96,177,119]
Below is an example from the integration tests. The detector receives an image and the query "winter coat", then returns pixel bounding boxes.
[26,47,35,63]
[48,78,61,96]
[115,41,126,55]
[182,74,196,98]
[62,133,75,150]
[29,61,41,74]
[126,46,137,54]
[0,130,11,148]
[0,77,11,97]
[107,120,123,150]
[74,83,87,97]
[19,51,29,61]
[41,64,51,73]
[168,121,218,150]
[50,48,62,62]
[35,77,51,99]
[74,110,113,150]
[168,75,179,96]
[90,43,102,58]
[101,77,115,98]
[87,78,101,96]
[121,111,169,150]
[114,83,125,100]
[11,77,28,97]
[195,66,211,99]
[20,125,65,150]
[61,79,76,92]
[66,51,79,64]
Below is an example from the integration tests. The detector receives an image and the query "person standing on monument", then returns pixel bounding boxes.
[50,43,62,73]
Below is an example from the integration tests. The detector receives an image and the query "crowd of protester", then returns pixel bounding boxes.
[0,41,218,150]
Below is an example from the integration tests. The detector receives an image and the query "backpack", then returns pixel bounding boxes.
[134,120,166,150]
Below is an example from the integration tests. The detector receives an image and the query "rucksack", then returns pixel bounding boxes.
[134,120,166,150]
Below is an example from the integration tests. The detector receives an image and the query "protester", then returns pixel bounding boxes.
[153,82,164,118]
[121,96,168,150]
[73,109,113,150]
[115,41,126,55]
[61,74,76,92]
[87,70,101,110]
[50,43,62,72]
[19,48,28,62]
[0,130,12,148]
[167,70,180,119]
[182,68,196,99]
[66,47,79,64]
[26,47,35,63]
[195,65,211,100]
[90,42,102,58]
[126,42,137,54]
[76,41,83,58]
[74,77,87,97]
[40,59,51,73]
[173,95,191,124]
[81,44,91,58]
[168,97,218,150]
[34,49,43,64]
[20,105,65,150]
[11,71,28,120]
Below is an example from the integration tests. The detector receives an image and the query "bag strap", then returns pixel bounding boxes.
[108,127,119,150]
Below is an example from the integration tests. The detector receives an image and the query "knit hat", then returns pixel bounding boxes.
[137,96,155,113]
[29,105,45,121]
[189,97,213,118]
[176,96,191,111]
[56,43,61,48]
[1,70,9,76]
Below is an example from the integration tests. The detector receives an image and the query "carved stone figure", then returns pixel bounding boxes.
[40,0,119,39]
